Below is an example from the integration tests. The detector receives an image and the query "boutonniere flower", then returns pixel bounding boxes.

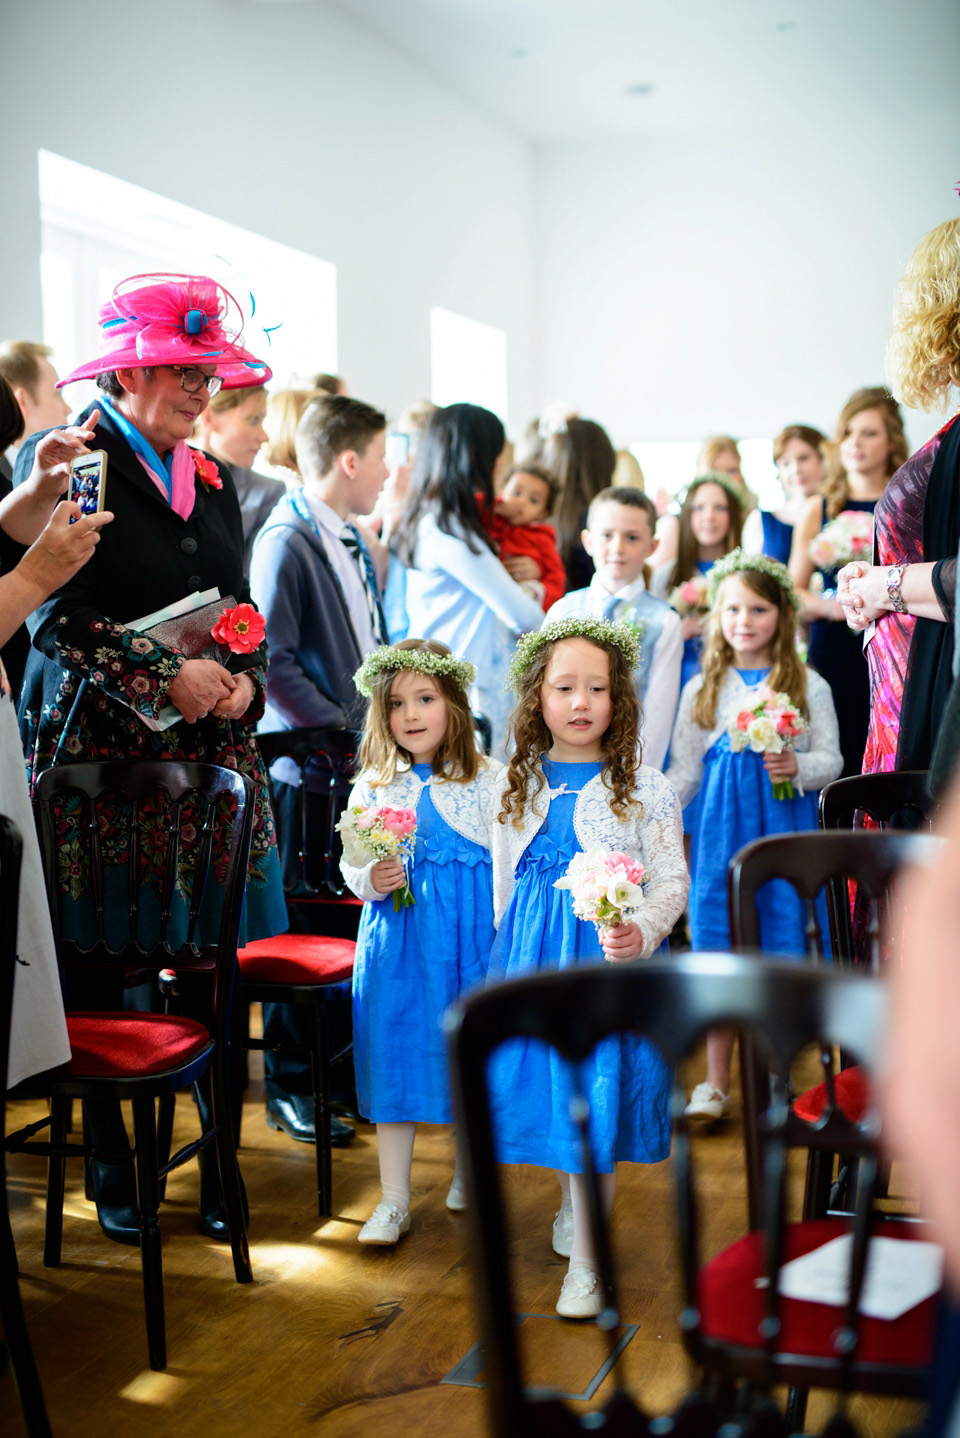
[192,451,223,491]
[211,603,266,654]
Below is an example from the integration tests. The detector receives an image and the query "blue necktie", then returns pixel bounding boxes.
[602,594,622,622]
[340,522,388,645]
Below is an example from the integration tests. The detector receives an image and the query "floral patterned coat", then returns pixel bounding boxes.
[14,402,286,939]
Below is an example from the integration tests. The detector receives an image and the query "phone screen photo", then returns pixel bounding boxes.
[69,451,108,517]
[385,431,410,469]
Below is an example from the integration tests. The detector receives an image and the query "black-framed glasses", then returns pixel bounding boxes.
[170,365,223,397]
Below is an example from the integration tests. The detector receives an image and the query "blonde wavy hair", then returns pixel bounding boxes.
[886,218,960,412]
[498,636,639,827]
[693,569,807,729]
[821,387,907,520]
[357,639,481,786]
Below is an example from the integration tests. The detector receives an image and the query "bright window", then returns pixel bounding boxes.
[38,150,337,415]
[430,306,508,427]
[630,438,779,510]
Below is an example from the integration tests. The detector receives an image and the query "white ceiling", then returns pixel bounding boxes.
[319,0,960,144]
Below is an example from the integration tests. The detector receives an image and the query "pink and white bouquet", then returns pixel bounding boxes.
[668,574,710,616]
[554,845,646,953]
[337,804,417,910]
[728,687,807,800]
[809,510,873,572]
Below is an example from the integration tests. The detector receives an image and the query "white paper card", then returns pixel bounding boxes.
[775,1233,943,1320]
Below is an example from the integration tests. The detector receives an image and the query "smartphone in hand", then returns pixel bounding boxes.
[69,450,108,518]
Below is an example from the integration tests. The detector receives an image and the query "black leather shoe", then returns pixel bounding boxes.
[91,1161,141,1247]
[330,1115,355,1148]
[265,1095,355,1146]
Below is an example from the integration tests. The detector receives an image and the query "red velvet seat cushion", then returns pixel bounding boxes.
[793,1065,869,1124]
[237,933,355,985]
[65,1012,211,1077]
[698,1216,936,1367]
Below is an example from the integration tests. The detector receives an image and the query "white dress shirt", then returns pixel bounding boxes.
[303,490,378,656]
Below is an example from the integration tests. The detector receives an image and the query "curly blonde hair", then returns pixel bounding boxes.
[498,636,639,827]
[693,569,807,729]
[357,639,480,786]
[886,218,960,412]
[820,387,907,520]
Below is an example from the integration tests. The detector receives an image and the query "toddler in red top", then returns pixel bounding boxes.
[484,463,566,610]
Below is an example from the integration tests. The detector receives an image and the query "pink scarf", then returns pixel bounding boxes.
[136,440,197,521]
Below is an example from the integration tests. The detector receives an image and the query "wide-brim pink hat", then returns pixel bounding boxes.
[58,272,272,390]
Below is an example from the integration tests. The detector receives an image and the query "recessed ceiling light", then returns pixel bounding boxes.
[776,20,796,30]
[512,48,529,59]
[625,82,654,97]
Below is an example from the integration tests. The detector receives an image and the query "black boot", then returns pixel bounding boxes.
[85,1099,140,1246]
[198,1145,249,1242]
[90,1159,140,1246]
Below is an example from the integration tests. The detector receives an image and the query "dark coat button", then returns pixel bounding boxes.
[187,575,201,589]
[181,537,198,555]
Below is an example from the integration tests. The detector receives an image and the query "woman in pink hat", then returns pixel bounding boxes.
[13,273,286,1245]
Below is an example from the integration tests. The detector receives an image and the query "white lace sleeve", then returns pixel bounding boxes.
[632,770,689,958]
[796,669,844,793]
[338,774,387,903]
[664,677,708,808]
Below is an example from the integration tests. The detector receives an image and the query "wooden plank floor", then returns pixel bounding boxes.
[3,1044,924,1437]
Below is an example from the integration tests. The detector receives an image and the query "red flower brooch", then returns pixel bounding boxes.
[211,603,266,655]
[192,451,223,490]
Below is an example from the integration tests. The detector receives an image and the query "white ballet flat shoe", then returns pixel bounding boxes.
[358,1202,411,1246]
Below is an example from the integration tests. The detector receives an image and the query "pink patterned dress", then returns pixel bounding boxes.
[863,417,959,774]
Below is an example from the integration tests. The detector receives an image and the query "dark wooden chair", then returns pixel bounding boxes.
[6,761,254,1372]
[818,769,937,833]
[237,728,359,1217]
[0,814,52,1438]
[728,829,940,1229]
[445,954,936,1438]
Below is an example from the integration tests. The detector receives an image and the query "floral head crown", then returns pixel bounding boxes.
[353,644,477,699]
[682,469,749,514]
[506,616,641,692]
[706,547,801,611]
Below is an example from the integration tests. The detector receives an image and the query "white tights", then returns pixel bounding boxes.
[375,1121,416,1213]
[558,1168,617,1270]
[373,1123,467,1214]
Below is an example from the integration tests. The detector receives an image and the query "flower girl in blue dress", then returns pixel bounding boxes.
[667,550,842,1122]
[488,617,688,1319]
[340,639,502,1246]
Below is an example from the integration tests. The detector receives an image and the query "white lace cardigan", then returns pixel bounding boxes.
[490,765,689,956]
[666,667,843,810]
[340,758,504,903]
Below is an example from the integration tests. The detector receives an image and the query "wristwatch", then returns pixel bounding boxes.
[886,564,907,614]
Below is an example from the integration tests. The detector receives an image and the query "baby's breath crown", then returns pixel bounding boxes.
[684,469,750,513]
[354,644,477,698]
[506,616,641,692]
[706,547,801,611]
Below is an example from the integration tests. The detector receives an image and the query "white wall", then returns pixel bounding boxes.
[0,0,536,430]
[535,116,960,456]
[3,1,958,457]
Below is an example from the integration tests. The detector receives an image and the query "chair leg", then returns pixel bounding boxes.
[802,1149,835,1220]
[155,1093,176,1201]
[42,1100,69,1268]
[208,1059,252,1285]
[131,1097,165,1371]
[311,1003,333,1218]
[0,1178,53,1438]
[784,1384,809,1432]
